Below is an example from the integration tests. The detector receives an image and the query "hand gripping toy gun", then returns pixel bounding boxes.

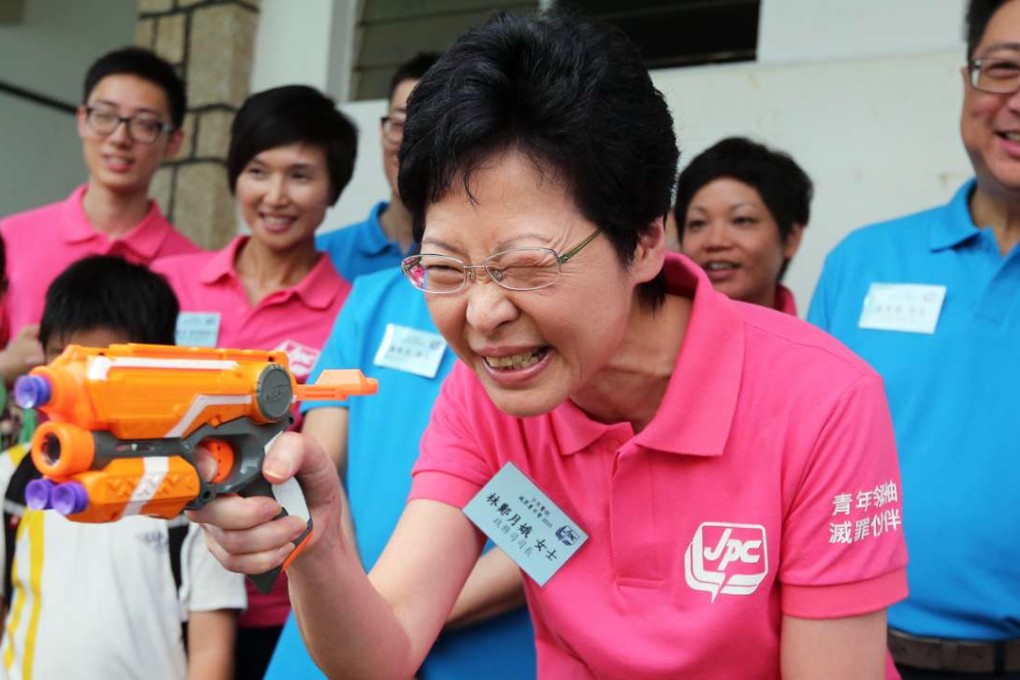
[12,343,377,592]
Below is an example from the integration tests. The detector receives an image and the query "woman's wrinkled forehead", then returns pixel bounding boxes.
[420,151,587,250]
[415,147,576,236]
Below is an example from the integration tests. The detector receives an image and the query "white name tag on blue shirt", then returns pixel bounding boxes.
[373,324,447,378]
[858,283,947,334]
[463,462,588,586]
[175,312,221,347]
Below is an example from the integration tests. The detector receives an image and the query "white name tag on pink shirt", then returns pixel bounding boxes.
[175,312,221,348]
[858,283,946,334]
[463,462,588,586]
[373,324,446,378]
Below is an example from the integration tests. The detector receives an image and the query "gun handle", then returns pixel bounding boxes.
[239,475,314,594]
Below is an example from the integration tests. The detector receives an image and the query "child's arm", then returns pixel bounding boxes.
[181,520,246,680]
[0,444,24,629]
[0,325,43,385]
[186,609,238,680]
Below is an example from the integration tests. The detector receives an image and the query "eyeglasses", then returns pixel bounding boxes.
[380,116,405,145]
[401,230,602,294]
[84,106,174,144]
[968,50,1020,94]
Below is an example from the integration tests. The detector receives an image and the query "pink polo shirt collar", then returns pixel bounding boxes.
[58,185,172,261]
[551,253,743,458]
[200,236,344,311]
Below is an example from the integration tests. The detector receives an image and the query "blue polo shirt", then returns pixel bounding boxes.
[265,268,536,680]
[316,202,414,281]
[808,179,1020,641]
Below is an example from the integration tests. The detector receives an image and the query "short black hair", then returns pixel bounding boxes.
[675,137,813,243]
[83,47,187,129]
[399,11,678,308]
[39,256,179,349]
[226,85,358,205]
[388,53,440,103]
[966,0,1008,59]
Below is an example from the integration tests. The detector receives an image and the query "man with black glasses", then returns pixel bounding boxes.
[315,53,437,280]
[809,1,1020,677]
[0,47,198,385]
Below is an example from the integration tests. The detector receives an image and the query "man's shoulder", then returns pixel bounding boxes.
[844,206,940,250]
[152,247,215,270]
[157,223,202,256]
[317,222,360,245]
[349,266,406,300]
[335,267,427,344]
[151,249,217,284]
[0,197,68,240]
[318,205,383,244]
[830,193,961,266]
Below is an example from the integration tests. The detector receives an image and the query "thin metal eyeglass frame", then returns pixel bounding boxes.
[402,229,603,294]
[84,106,174,144]
[967,58,1020,94]
[380,115,405,145]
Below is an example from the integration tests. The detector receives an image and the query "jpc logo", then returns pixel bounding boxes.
[684,522,769,602]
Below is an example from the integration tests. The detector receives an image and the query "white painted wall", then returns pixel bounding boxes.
[0,0,136,218]
[249,0,359,101]
[0,0,135,101]
[0,96,83,215]
[331,99,389,227]
[758,0,967,64]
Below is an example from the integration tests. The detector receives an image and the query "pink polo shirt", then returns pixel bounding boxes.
[0,185,200,336]
[411,253,908,679]
[153,236,351,628]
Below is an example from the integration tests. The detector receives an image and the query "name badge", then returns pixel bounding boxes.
[463,462,588,586]
[175,312,221,347]
[373,324,447,378]
[858,283,946,334]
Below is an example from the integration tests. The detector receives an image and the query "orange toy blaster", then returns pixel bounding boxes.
[12,343,377,592]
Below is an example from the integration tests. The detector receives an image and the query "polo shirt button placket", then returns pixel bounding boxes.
[610,442,666,587]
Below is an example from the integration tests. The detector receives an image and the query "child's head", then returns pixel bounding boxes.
[39,256,179,361]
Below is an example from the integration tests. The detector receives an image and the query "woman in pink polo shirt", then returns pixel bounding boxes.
[153,85,356,680]
[675,137,812,316]
[192,12,907,679]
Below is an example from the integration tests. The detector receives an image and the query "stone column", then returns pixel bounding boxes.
[135,0,259,249]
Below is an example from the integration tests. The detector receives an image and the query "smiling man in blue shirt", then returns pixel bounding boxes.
[809,2,1020,677]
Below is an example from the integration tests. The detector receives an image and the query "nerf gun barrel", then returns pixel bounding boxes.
[13,343,377,592]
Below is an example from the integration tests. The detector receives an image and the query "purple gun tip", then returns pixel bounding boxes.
[51,482,88,516]
[13,375,52,409]
[25,478,55,510]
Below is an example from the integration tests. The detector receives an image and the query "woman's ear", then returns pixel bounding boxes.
[631,217,668,284]
[783,224,805,260]
[665,211,681,252]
